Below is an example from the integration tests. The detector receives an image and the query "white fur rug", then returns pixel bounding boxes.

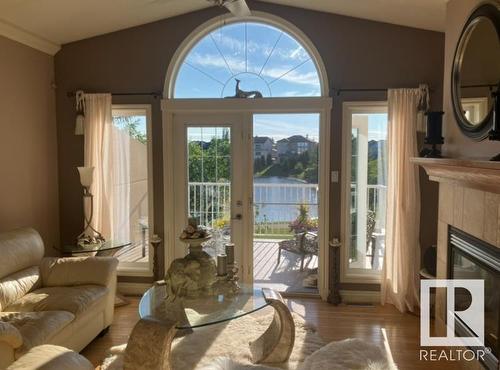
[101,311,395,370]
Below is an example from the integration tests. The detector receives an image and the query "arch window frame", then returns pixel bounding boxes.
[164,12,330,99]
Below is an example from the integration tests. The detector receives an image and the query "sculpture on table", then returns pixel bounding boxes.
[164,218,217,298]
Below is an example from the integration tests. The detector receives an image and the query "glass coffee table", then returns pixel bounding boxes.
[55,240,131,257]
[124,284,295,369]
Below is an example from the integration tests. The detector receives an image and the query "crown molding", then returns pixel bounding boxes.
[0,19,60,55]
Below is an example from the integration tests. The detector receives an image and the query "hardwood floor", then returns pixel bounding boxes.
[82,297,470,370]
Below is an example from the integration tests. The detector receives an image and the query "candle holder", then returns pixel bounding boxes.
[217,254,228,276]
[420,111,444,158]
[150,234,162,280]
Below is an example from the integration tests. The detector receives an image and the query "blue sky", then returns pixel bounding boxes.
[254,114,319,141]
[174,22,321,98]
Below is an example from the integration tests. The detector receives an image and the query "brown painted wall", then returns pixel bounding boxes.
[54,1,445,282]
[0,35,59,255]
[442,0,500,158]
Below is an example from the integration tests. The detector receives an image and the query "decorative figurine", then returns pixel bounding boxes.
[225,79,263,99]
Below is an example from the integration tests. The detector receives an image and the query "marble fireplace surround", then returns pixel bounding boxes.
[412,158,500,342]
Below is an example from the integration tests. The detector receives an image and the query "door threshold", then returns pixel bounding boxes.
[279,291,320,299]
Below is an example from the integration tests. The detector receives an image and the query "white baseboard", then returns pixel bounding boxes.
[118,282,152,296]
[340,290,380,304]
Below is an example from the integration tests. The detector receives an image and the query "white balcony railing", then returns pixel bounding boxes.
[188,181,387,236]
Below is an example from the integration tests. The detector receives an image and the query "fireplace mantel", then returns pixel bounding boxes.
[415,157,500,350]
[411,157,500,194]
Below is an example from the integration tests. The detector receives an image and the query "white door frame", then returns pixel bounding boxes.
[162,97,332,299]
[341,101,387,284]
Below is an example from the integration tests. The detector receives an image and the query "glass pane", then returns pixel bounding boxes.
[173,22,321,98]
[253,113,320,294]
[349,112,388,272]
[187,127,232,257]
[110,109,150,266]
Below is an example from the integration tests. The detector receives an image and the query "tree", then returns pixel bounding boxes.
[113,116,147,144]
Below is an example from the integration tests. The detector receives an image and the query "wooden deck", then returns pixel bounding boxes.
[254,239,318,293]
[115,239,318,293]
[114,242,149,263]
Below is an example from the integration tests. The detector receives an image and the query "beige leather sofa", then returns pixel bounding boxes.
[0,228,118,369]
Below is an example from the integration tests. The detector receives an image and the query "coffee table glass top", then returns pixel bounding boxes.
[55,240,131,254]
[139,284,270,329]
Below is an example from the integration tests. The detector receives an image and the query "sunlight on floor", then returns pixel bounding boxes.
[381,327,397,367]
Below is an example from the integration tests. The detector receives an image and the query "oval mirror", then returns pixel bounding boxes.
[452,2,500,140]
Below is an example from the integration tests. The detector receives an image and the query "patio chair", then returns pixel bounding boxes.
[277,232,318,271]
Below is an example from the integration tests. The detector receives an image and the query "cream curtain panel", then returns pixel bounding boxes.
[381,87,427,313]
[84,94,114,239]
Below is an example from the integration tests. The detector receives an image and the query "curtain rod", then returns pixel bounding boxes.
[66,91,162,98]
[333,87,434,96]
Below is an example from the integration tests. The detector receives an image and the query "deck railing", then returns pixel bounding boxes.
[188,182,386,237]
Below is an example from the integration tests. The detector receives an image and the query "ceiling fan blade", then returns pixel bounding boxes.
[223,0,251,17]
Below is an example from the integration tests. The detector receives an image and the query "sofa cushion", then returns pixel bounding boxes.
[0,229,44,280]
[0,311,75,357]
[6,344,93,370]
[4,285,108,317]
[40,257,118,288]
[0,266,41,312]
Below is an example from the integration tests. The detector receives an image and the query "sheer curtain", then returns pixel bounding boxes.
[381,87,427,313]
[84,94,114,239]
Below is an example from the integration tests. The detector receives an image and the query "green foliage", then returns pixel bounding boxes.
[254,146,318,183]
[289,204,318,233]
[113,116,147,144]
[188,135,230,182]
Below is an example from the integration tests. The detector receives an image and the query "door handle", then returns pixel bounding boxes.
[232,214,242,220]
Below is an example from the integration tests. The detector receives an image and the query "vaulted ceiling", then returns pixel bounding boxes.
[0,0,448,55]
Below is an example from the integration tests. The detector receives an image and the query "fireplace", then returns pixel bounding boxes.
[448,227,500,369]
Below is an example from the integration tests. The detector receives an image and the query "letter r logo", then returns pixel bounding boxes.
[420,279,484,347]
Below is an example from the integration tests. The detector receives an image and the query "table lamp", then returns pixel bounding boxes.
[76,166,105,245]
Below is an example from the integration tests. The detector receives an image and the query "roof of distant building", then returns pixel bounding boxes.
[279,135,314,143]
[253,136,272,144]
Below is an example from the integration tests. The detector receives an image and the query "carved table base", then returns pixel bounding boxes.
[249,288,295,363]
[124,316,177,370]
[125,288,294,368]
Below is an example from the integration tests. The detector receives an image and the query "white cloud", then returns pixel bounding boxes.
[262,65,319,86]
[205,31,309,64]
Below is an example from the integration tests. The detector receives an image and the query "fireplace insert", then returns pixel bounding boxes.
[449,227,500,369]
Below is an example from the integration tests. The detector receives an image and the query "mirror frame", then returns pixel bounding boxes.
[451,2,500,141]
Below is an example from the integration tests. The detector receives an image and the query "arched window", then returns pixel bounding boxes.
[173,21,322,98]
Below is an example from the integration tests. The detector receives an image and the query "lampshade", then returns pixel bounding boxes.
[77,167,94,187]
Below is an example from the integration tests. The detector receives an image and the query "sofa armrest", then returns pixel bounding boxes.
[40,257,118,288]
[0,321,22,349]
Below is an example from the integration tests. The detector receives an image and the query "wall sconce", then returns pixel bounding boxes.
[75,90,85,135]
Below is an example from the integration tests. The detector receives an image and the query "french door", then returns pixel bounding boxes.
[163,98,331,298]
[172,113,253,282]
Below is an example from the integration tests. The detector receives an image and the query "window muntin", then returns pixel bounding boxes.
[174,22,321,98]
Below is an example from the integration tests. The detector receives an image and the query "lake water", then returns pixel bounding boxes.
[253,176,319,222]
